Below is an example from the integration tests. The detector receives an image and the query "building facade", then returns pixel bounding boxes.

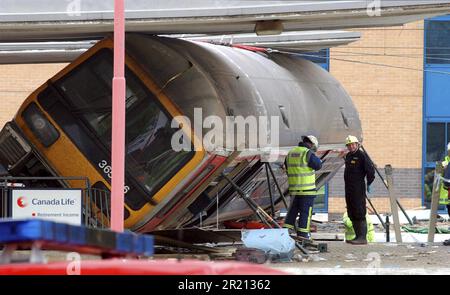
[329,18,450,214]
[328,21,424,213]
[0,18,448,214]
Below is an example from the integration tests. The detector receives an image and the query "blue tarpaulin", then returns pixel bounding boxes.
[241,228,295,262]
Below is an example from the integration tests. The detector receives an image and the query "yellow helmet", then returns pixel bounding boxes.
[345,135,359,145]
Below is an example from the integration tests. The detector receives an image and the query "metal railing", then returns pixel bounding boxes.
[87,187,111,229]
[0,176,110,229]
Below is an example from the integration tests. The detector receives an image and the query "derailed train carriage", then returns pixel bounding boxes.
[0,34,362,232]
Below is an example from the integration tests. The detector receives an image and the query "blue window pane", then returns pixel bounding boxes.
[424,67,450,117]
[426,123,445,162]
[426,21,450,64]
[313,185,327,212]
[302,49,328,63]
[299,49,329,70]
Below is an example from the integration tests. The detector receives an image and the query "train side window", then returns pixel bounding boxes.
[278,105,290,128]
[339,107,350,129]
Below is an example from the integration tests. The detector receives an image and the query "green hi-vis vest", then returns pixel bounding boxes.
[286,146,316,196]
[439,155,450,205]
[343,212,375,242]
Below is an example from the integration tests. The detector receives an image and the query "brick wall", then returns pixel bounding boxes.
[0,63,65,127]
[329,167,421,198]
[330,21,423,169]
[329,196,423,214]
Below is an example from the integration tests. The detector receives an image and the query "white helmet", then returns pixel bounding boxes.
[303,135,319,151]
[345,135,359,146]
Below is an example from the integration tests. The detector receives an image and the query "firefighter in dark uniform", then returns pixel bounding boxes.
[344,135,375,245]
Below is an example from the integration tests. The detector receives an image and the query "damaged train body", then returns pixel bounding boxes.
[0,34,361,232]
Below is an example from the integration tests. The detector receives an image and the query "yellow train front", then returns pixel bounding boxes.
[0,34,362,232]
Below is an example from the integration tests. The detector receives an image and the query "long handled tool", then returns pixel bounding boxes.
[222,174,310,258]
[265,162,289,209]
[222,174,283,229]
[360,145,413,225]
[366,196,386,229]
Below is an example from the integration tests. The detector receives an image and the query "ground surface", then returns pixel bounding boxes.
[2,240,450,274]
[268,241,450,274]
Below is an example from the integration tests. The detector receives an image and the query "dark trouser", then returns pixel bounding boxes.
[447,205,450,215]
[344,176,368,242]
[345,194,366,222]
[344,177,367,222]
[284,195,315,237]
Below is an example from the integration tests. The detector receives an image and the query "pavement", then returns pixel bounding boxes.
[2,239,450,275]
[267,240,450,274]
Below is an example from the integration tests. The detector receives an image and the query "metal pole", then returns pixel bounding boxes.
[1,179,5,218]
[428,163,443,242]
[265,164,276,216]
[266,163,289,208]
[385,165,402,243]
[222,174,273,228]
[4,179,8,218]
[84,178,92,227]
[111,0,126,232]
[385,215,390,242]
[361,145,413,225]
[366,196,386,229]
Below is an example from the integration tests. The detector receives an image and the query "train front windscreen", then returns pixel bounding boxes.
[33,49,195,212]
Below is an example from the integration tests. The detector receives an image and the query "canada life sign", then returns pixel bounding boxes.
[12,189,82,225]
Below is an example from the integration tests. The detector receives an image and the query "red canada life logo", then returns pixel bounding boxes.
[17,196,27,208]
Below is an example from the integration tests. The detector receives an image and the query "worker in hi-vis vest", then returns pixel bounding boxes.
[283,135,322,239]
[343,212,375,243]
[439,142,450,214]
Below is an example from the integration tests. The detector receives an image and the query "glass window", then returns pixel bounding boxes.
[301,49,328,64]
[426,21,450,64]
[424,168,435,207]
[426,122,445,162]
[314,185,326,212]
[297,49,329,70]
[57,55,114,145]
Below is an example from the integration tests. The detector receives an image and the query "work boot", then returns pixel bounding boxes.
[282,225,296,237]
[348,220,367,245]
[297,231,312,240]
[287,228,296,237]
[444,239,450,246]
